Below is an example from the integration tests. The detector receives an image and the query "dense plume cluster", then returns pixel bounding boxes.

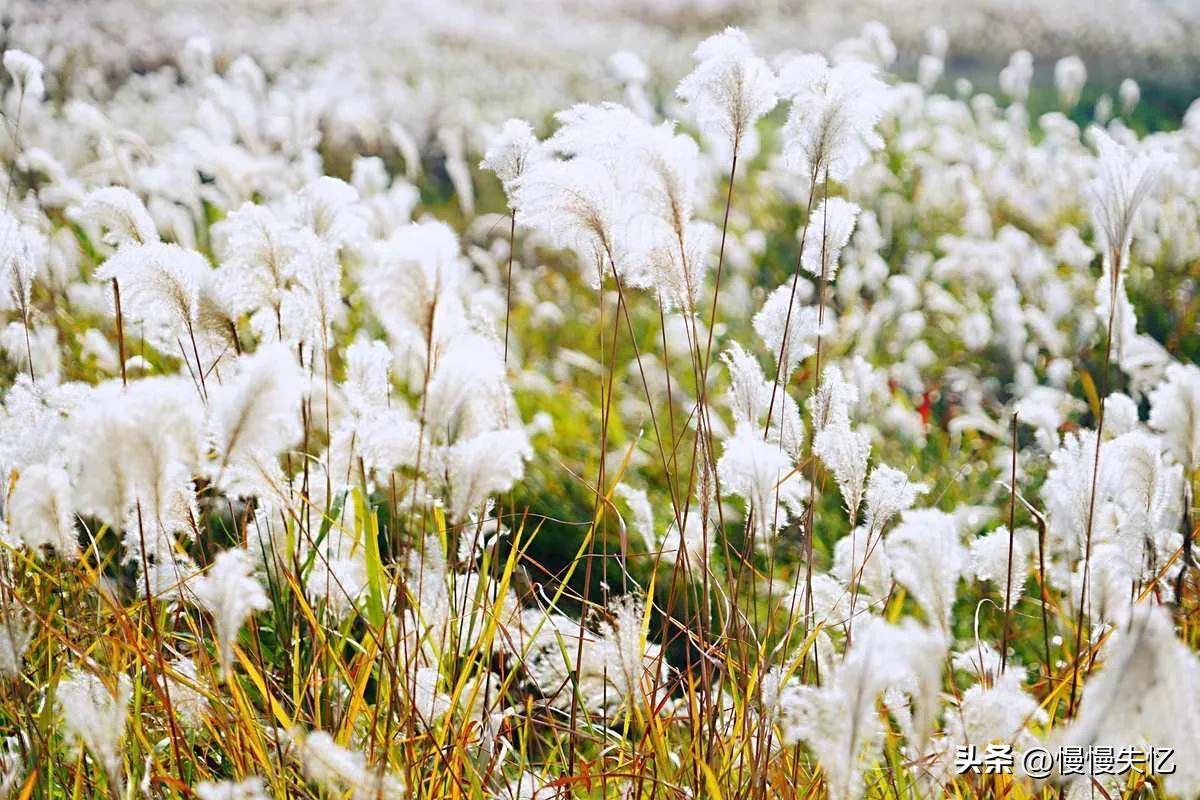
[1,6,1200,800]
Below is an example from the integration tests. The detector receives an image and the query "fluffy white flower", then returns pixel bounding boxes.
[1102,392,1139,437]
[57,669,131,781]
[189,548,269,677]
[616,483,655,551]
[439,429,532,523]
[480,118,544,194]
[675,27,777,157]
[0,212,40,319]
[647,219,714,315]
[779,55,886,183]
[0,605,32,678]
[752,283,825,379]
[293,177,365,249]
[929,669,1045,784]
[305,554,368,620]
[1054,56,1087,109]
[78,187,158,248]
[659,512,712,572]
[968,526,1034,603]
[6,463,77,558]
[195,778,270,800]
[917,55,944,90]
[94,242,210,349]
[809,363,859,433]
[342,338,393,416]
[1148,362,1200,468]
[3,49,43,101]
[832,524,892,597]
[718,423,807,540]
[512,156,638,288]
[886,509,965,629]
[862,464,926,533]
[998,50,1034,101]
[0,735,24,797]
[1088,128,1168,270]
[69,376,203,532]
[1119,78,1140,115]
[813,424,871,523]
[165,657,210,730]
[295,729,404,800]
[207,345,306,492]
[800,198,860,280]
[363,219,467,350]
[524,594,665,717]
[722,343,804,459]
[1061,604,1200,797]
[775,618,944,800]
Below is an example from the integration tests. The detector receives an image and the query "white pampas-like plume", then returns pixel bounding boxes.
[886,509,965,630]
[422,331,510,437]
[716,423,807,540]
[539,102,711,308]
[480,118,545,195]
[0,735,22,797]
[164,657,210,731]
[616,483,655,551]
[5,462,78,558]
[862,464,926,534]
[0,212,40,320]
[188,548,269,677]
[1088,128,1168,272]
[722,343,805,460]
[68,376,204,533]
[179,36,213,83]
[363,219,467,349]
[648,219,714,315]
[3,50,44,102]
[930,669,1045,784]
[511,156,635,288]
[206,344,306,492]
[195,778,270,800]
[813,423,871,523]
[293,176,365,249]
[968,525,1034,603]
[211,202,296,317]
[93,242,210,348]
[282,230,343,347]
[774,617,945,800]
[1040,430,1099,559]
[832,524,892,597]
[439,429,532,523]
[1059,603,1200,796]
[809,363,859,433]
[753,282,826,380]
[342,338,393,417]
[1148,362,1200,469]
[800,198,861,280]
[293,729,405,799]
[998,50,1034,102]
[57,669,132,784]
[1119,79,1140,115]
[779,55,886,183]
[676,27,777,157]
[523,595,665,717]
[1054,56,1087,109]
[0,605,32,678]
[78,187,158,248]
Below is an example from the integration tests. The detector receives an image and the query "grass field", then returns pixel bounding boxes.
[0,9,1199,800]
